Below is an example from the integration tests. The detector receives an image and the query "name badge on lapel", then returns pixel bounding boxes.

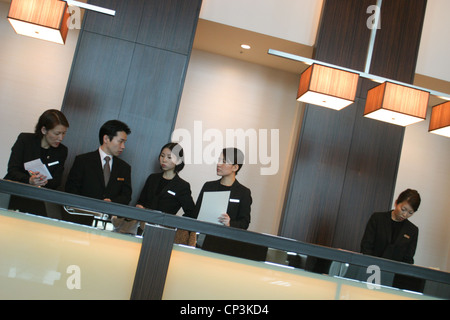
[168,190,176,196]
[47,161,59,167]
[403,234,410,239]
[117,177,125,181]
[229,198,240,203]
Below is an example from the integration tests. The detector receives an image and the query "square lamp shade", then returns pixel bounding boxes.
[364,82,429,126]
[429,101,450,138]
[8,0,70,45]
[297,64,359,110]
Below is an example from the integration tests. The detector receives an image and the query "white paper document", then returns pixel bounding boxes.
[24,159,53,180]
[197,191,230,224]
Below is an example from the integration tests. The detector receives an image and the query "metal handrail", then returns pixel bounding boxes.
[1,178,449,287]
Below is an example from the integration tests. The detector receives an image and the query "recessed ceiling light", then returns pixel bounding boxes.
[241,44,251,50]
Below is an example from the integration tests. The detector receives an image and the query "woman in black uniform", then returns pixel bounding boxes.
[4,109,69,216]
[194,147,267,261]
[136,143,195,240]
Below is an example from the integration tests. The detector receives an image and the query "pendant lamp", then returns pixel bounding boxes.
[364,82,429,126]
[429,101,450,138]
[297,64,359,110]
[8,0,70,45]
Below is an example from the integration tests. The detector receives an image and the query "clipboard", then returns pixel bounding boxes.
[197,191,230,224]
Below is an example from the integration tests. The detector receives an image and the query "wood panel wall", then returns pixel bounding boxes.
[280,0,427,252]
[60,0,202,204]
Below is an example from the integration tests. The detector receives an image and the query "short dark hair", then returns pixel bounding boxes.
[98,120,131,145]
[35,109,69,138]
[222,147,244,175]
[396,189,421,212]
[160,142,185,173]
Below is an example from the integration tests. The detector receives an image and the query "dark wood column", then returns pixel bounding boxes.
[280,0,427,252]
[130,224,176,300]
[60,0,202,204]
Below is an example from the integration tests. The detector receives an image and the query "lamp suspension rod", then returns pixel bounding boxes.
[62,0,116,16]
[267,49,450,102]
[364,0,383,73]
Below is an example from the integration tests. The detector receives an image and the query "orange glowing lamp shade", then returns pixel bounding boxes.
[364,82,430,127]
[297,64,359,110]
[7,0,70,45]
[429,101,450,138]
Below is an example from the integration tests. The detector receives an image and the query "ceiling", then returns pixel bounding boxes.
[193,19,314,76]
[2,0,448,101]
[193,18,450,106]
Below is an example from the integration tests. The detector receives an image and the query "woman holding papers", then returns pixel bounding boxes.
[194,147,251,229]
[194,148,266,261]
[4,109,69,215]
[135,143,196,239]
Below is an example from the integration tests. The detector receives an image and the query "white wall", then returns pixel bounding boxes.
[173,50,304,235]
[416,0,450,82]
[0,2,79,176]
[199,0,323,47]
[0,0,448,271]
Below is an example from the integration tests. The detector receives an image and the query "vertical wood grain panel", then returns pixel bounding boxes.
[137,0,202,54]
[332,0,426,251]
[332,98,404,251]
[369,0,428,83]
[130,224,176,300]
[280,102,358,245]
[120,44,187,119]
[280,0,426,252]
[314,0,375,71]
[280,0,373,246]
[61,32,135,175]
[61,0,202,205]
[83,0,145,42]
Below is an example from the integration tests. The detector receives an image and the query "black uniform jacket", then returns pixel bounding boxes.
[194,179,267,261]
[4,133,68,216]
[4,132,68,190]
[194,179,252,229]
[65,150,132,205]
[361,211,419,264]
[136,172,195,218]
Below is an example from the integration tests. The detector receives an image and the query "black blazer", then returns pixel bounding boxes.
[4,132,68,190]
[65,150,132,205]
[194,179,252,230]
[361,211,419,264]
[194,179,267,261]
[136,172,195,218]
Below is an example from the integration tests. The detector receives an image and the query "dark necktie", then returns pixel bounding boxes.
[103,156,111,185]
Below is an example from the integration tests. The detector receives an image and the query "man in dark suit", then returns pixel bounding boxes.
[65,120,132,226]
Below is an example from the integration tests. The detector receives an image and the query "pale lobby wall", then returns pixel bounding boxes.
[0,2,79,175]
[0,1,448,272]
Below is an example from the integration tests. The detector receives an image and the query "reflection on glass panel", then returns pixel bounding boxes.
[163,245,437,300]
[0,208,141,300]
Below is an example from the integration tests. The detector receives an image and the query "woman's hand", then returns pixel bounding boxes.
[219,213,230,226]
[29,171,48,187]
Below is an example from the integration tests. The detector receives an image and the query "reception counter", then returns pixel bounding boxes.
[0,179,449,300]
